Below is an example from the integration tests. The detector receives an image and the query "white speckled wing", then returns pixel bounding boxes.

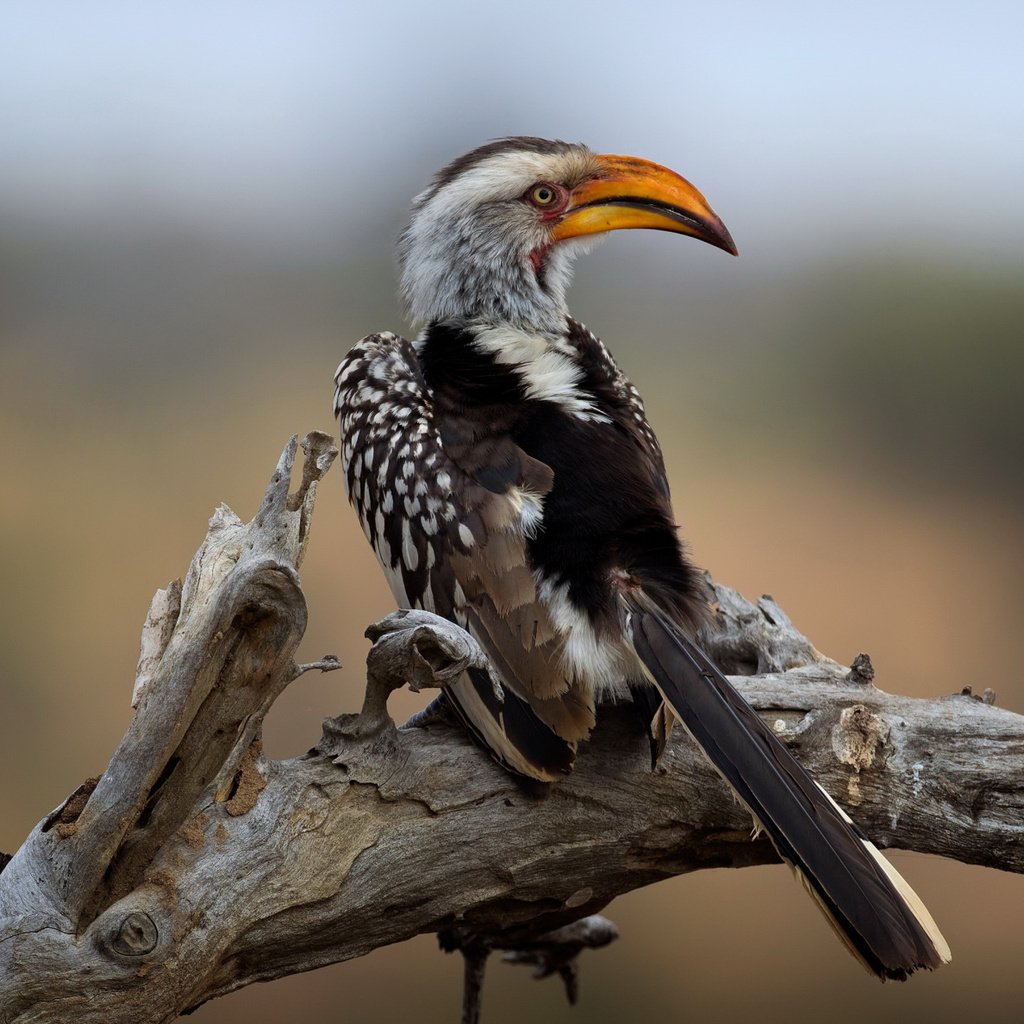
[333,332,593,778]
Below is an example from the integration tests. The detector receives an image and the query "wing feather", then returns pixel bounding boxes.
[335,333,594,778]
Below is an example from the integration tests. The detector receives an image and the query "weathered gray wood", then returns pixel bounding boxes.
[1,432,1021,1024]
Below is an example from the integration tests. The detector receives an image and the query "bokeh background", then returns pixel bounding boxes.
[2,2,1022,1021]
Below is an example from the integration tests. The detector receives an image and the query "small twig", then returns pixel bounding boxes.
[461,944,489,1024]
[442,915,619,1013]
[501,916,619,1005]
[292,655,342,678]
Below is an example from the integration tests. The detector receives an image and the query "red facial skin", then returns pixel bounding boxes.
[525,182,569,273]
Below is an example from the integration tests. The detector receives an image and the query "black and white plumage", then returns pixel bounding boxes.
[333,137,950,979]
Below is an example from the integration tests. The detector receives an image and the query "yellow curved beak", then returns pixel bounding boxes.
[551,154,737,256]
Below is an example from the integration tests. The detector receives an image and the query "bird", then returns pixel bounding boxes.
[333,136,950,980]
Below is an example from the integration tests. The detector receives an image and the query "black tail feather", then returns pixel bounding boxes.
[622,590,950,980]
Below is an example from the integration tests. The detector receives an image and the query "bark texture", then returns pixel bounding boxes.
[1,433,1021,1024]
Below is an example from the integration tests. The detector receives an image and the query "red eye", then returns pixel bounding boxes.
[526,182,566,210]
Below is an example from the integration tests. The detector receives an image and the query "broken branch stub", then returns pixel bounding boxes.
[0,432,338,939]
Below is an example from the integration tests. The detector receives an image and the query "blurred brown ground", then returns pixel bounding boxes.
[1,225,1022,1022]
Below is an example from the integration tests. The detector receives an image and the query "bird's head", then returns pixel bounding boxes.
[398,137,735,335]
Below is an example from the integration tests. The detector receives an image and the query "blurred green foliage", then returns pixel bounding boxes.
[3,217,1020,500]
[785,261,1024,495]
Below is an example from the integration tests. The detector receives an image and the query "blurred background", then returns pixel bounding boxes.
[1,1,1022,1021]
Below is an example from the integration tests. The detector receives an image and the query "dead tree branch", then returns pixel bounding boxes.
[1,433,1021,1024]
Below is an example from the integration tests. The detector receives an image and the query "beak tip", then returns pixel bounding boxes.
[710,226,738,258]
[696,209,737,258]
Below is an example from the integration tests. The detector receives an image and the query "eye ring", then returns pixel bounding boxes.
[527,183,561,208]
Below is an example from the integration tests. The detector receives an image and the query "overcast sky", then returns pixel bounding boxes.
[2,1,1022,264]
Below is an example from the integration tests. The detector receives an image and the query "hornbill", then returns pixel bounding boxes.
[333,137,950,979]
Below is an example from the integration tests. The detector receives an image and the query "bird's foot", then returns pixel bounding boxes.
[326,610,487,743]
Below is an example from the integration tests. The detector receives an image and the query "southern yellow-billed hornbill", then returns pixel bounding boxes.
[333,137,950,979]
